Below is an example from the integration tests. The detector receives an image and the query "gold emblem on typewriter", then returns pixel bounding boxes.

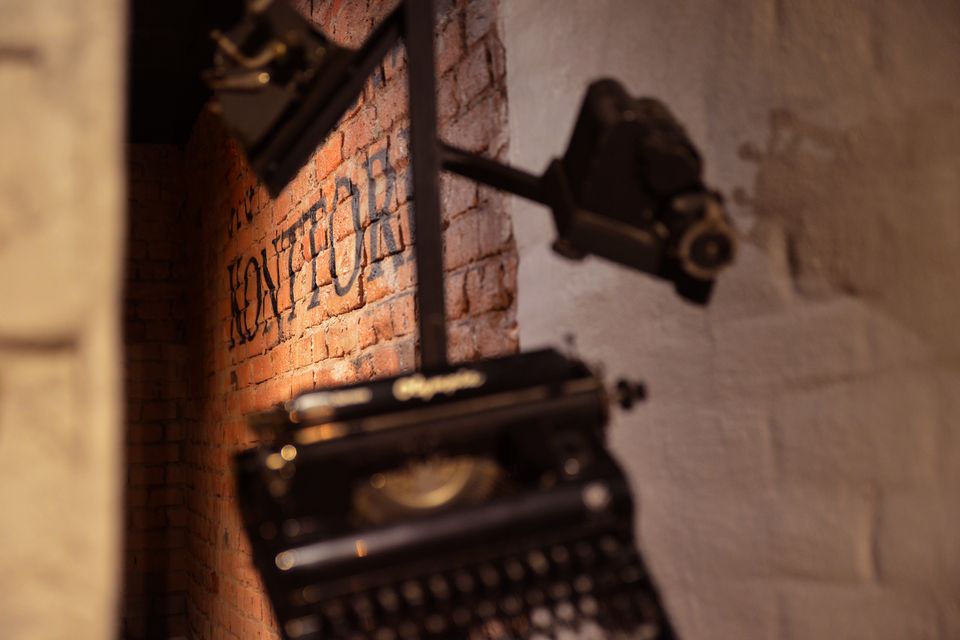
[391,369,486,401]
[353,455,501,524]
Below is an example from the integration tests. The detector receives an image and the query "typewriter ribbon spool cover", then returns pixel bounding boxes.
[237,349,676,639]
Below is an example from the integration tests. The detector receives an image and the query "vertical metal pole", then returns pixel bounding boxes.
[403,0,448,371]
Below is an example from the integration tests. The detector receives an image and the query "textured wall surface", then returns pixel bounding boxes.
[122,146,192,639]
[123,1,516,638]
[0,0,125,638]
[502,1,960,639]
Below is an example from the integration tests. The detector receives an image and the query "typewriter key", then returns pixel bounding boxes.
[451,606,472,627]
[620,565,642,584]
[401,580,425,606]
[549,545,571,567]
[578,595,599,617]
[454,570,475,594]
[598,535,622,558]
[555,627,579,640]
[397,620,419,640]
[480,618,508,639]
[427,574,450,600]
[530,606,552,628]
[577,620,607,640]
[377,586,399,612]
[351,595,376,631]
[548,582,571,601]
[526,550,549,576]
[424,614,447,634]
[478,564,500,589]
[284,615,320,638]
[282,518,302,537]
[634,592,664,625]
[500,594,523,616]
[524,588,546,607]
[322,599,346,620]
[477,599,497,619]
[504,559,525,582]
[373,628,397,640]
[594,568,618,591]
[555,601,576,623]
[300,584,322,605]
[637,621,662,640]
[574,541,596,565]
[351,595,374,616]
[259,521,277,540]
[573,574,593,594]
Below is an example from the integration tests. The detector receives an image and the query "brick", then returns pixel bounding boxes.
[374,73,408,128]
[437,70,459,121]
[314,131,343,180]
[310,330,327,363]
[440,173,477,221]
[473,310,517,358]
[370,345,401,377]
[476,204,513,257]
[465,0,496,44]
[150,487,184,507]
[443,209,481,269]
[456,43,492,106]
[383,43,406,81]
[292,335,313,368]
[129,423,164,444]
[250,354,271,384]
[390,294,417,337]
[465,257,511,314]
[363,249,416,303]
[342,105,380,159]
[447,321,477,363]
[325,316,358,358]
[445,269,467,320]
[129,466,165,487]
[435,16,463,75]
[358,303,393,349]
[448,92,507,153]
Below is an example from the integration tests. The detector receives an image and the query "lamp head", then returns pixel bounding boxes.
[549,78,736,304]
[205,0,357,195]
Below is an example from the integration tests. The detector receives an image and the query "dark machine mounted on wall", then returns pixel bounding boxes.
[205,0,736,638]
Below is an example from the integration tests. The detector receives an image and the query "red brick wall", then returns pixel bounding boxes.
[124,1,515,638]
[123,145,193,639]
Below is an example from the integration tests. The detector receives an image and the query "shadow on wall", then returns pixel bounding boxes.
[741,105,960,356]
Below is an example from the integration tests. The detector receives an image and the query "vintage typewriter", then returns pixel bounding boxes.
[238,349,675,640]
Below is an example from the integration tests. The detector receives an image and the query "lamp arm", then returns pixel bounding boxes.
[439,143,549,207]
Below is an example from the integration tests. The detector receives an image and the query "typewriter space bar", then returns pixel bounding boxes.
[275,481,615,576]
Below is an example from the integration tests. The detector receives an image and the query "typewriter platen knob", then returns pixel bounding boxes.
[614,378,647,409]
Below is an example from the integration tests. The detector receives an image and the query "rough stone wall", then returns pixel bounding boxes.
[169,1,515,639]
[123,145,192,639]
[502,1,960,639]
[0,0,125,638]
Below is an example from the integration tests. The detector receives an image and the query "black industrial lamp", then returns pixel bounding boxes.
[205,1,737,638]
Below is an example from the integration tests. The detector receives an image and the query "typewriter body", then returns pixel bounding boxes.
[238,349,675,640]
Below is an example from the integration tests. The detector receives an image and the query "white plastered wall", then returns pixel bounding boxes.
[0,0,125,637]
[503,1,960,638]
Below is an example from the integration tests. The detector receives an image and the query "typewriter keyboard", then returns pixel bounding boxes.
[281,533,673,640]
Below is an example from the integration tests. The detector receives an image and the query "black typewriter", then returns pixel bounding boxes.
[237,349,676,640]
